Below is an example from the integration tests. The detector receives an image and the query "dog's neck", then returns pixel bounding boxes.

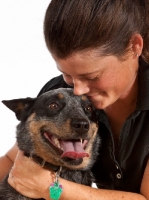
[24,152,60,172]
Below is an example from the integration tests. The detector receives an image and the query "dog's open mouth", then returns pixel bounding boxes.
[43,131,89,160]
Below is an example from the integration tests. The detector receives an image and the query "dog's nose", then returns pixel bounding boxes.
[71,119,89,134]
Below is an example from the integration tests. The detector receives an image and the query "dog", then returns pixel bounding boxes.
[0,88,99,200]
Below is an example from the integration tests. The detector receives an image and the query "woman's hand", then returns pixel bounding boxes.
[8,150,55,199]
[7,150,148,200]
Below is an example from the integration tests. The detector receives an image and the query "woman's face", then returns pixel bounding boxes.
[53,51,138,109]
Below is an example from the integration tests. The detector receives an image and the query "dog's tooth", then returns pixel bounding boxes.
[80,138,83,146]
[60,146,63,151]
[53,137,61,149]
[82,140,88,149]
[54,138,59,147]
[59,141,64,150]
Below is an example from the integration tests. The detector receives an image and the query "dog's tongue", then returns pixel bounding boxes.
[61,140,89,159]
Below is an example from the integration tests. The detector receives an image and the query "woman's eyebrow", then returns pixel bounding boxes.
[58,69,100,77]
[78,70,100,77]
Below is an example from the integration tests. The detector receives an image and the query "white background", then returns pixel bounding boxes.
[0,0,61,156]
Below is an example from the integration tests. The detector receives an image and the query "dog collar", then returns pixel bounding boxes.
[24,152,60,172]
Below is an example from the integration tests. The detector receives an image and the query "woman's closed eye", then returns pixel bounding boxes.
[85,75,100,82]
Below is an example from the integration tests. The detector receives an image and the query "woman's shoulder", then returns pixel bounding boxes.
[37,74,72,96]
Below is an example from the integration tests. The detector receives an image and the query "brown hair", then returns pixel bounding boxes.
[44,0,149,63]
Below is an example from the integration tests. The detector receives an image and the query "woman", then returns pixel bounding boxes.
[0,0,149,199]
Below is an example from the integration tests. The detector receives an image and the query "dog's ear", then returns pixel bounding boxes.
[2,97,36,121]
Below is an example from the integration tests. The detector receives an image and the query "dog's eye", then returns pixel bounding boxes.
[84,105,92,113]
[49,103,59,110]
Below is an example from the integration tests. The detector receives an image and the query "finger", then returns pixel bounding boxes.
[8,171,40,198]
[14,150,36,170]
[15,150,28,163]
[8,170,16,189]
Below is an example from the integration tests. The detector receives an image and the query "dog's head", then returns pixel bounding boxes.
[2,88,99,170]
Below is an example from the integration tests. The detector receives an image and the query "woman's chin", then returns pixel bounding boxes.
[88,95,108,109]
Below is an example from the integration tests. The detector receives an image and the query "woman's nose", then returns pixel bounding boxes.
[73,79,90,95]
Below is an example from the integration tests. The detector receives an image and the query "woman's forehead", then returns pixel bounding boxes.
[53,52,119,76]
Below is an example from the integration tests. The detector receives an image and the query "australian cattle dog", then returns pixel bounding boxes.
[0,88,100,200]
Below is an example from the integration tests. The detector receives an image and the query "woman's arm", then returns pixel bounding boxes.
[8,151,148,200]
[0,143,18,181]
[51,180,146,200]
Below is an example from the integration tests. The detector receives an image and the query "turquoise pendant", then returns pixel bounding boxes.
[49,167,63,200]
[49,182,63,200]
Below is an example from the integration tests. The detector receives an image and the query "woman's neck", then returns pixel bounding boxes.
[104,76,138,153]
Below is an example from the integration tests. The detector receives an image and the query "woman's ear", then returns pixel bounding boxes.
[131,34,143,57]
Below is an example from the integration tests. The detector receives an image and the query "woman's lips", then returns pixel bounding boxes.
[87,93,101,99]
[87,92,105,103]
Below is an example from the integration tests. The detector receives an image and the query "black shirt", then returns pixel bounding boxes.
[37,59,149,193]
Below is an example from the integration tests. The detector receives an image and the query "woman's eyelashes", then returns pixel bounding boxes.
[85,75,100,82]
